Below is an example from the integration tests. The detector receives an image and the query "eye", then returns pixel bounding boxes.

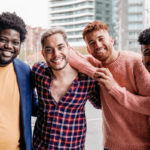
[13,42,20,45]
[58,46,65,50]
[46,49,53,53]
[144,51,150,56]
[0,38,7,42]
[99,38,103,41]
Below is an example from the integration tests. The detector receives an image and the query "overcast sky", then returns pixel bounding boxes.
[0,0,48,29]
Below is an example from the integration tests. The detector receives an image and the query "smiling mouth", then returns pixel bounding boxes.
[51,57,64,63]
[0,48,14,57]
[2,51,13,57]
[95,48,105,54]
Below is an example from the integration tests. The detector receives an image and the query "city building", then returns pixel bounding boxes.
[20,26,46,63]
[23,25,46,51]
[48,0,115,47]
[144,0,150,29]
[116,0,144,52]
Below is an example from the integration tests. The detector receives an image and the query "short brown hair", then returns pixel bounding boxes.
[82,21,108,39]
[41,26,68,48]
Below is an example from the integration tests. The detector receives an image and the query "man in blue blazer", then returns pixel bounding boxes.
[0,12,38,150]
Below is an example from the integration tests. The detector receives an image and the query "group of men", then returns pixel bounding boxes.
[0,11,150,150]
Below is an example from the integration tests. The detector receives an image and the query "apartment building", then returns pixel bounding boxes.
[48,0,115,47]
[22,25,46,51]
[116,0,144,52]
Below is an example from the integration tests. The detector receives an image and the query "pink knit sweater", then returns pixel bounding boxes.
[69,50,150,150]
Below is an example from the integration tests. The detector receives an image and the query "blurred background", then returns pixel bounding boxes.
[0,0,149,149]
[0,0,148,66]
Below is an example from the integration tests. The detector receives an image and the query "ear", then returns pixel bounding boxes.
[87,46,91,54]
[41,50,44,57]
[142,56,144,64]
[109,36,114,45]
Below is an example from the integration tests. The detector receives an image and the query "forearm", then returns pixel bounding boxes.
[69,47,100,78]
[109,83,150,115]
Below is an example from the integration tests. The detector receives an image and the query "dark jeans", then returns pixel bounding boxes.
[104,149,108,150]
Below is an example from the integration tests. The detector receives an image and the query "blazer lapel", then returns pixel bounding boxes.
[13,59,26,118]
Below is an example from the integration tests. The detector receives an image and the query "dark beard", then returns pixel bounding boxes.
[49,57,69,71]
[0,54,17,66]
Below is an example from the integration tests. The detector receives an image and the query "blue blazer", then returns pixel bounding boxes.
[13,58,38,150]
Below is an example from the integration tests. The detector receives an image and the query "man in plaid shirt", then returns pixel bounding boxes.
[31,26,101,150]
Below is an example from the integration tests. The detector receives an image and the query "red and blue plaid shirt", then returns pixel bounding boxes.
[31,62,101,150]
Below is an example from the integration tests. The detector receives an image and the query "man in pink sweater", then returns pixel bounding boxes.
[138,28,150,72]
[69,21,150,150]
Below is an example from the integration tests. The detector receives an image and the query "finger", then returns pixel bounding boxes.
[95,68,109,75]
[95,72,109,81]
[97,68,113,77]
[98,78,106,85]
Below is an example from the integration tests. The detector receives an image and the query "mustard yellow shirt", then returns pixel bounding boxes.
[0,63,20,150]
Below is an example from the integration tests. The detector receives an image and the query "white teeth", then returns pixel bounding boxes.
[53,59,62,63]
[2,51,12,56]
[96,49,105,54]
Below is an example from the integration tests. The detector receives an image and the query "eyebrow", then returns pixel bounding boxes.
[57,43,64,46]
[143,48,150,53]
[45,43,64,49]
[45,46,52,49]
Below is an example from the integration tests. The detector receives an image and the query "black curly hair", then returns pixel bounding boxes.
[138,28,150,45]
[0,12,27,43]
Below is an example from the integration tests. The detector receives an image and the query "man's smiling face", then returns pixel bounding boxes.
[42,33,69,71]
[141,45,150,72]
[84,29,114,62]
[0,29,20,67]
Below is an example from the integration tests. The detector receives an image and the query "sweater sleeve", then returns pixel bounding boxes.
[69,47,101,78]
[109,83,150,115]
[108,59,150,115]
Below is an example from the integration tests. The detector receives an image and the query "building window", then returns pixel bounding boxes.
[96,10,102,14]
[52,2,94,11]
[106,10,110,14]
[75,24,87,28]
[129,41,139,47]
[128,14,143,21]
[96,17,102,20]
[128,0,143,4]
[106,4,110,7]
[52,16,94,24]
[128,23,143,30]
[96,2,103,5]
[52,0,74,4]
[68,38,84,42]
[67,32,74,35]
[106,17,110,21]
[128,32,139,38]
[63,24,87,29]
[63,25,74,29]
[128,6,143,12]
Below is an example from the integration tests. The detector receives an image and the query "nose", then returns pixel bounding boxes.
[4,42,13,50]
[53,49,60,57]
[95,41,102,48]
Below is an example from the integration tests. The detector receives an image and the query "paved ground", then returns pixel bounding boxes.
[32,101,103,150]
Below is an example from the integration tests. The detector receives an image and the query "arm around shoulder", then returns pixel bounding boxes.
[69,47,101,78]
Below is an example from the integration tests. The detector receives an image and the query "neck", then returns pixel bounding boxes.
[102,47,119,66]
[52,63,78,80]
